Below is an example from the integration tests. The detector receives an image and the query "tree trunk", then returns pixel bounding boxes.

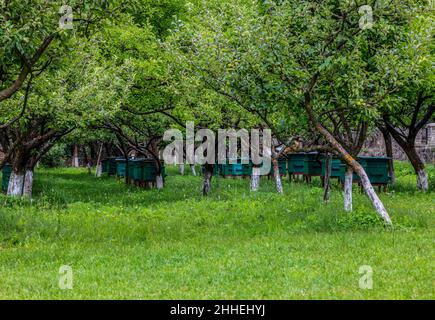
[72,145,79,168]
[104,143,111,158]
[417,168,428,191]
[22,169,34,198]
[95,144,104,178]
[384,122,428,192]
[323,154,332,203]
[272,158,283,194]
[125,157,130,185]
[344,166,353,212]
[1,123,69,198]
[95,164,102,178]
[179,163,185,175]
[304,91,392,225]
[89,142,96,164]
[156,174,164,190]
[380,128,395,185]
[7,171,24,196]
[202,164,213,196]
[353,163,391,223]
[190,164,197,176]
[83,146,89,167]
[406,146,428,192]
[250,167,261,191]
[0,34,55,102]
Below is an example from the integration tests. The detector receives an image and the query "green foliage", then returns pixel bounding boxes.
[128,0,193,38]
[40,143,68,168]
[0,0,131,84]
[0,36,133,133]
[0,1,137,174]
[374,10,435,126]
[429,169,435,191]
[168,0,434,143]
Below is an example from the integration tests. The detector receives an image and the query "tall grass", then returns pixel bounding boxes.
[0,162,433,299]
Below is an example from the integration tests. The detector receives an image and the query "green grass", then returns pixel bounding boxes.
[0,163,434,299]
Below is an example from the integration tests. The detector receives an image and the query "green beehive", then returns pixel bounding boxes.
[115,158,127,178]
[241,158,253,176]
[339,157,391,185]
[287,153,307,175]
[125,161,134,182]
[2,164,12,193]
[359,156,391,184]
[304,153,323,176]
[128,159,144,182]
[143,161,155,181]
[321,157,342,179]
[108,158,117,176]
[201,164,220,176]
[270,158,287,176]
[220,159,245,176]
[101,159,109,173]
[339,164,360,182]
[142,160,165,181]
[132,164,142,182]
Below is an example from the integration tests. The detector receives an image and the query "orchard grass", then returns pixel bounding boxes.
[0,162,433,299]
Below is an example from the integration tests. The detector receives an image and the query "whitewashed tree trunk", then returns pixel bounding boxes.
[6,172,15,195]
[190,164,197,176]
[72,145,79,168]
[179,163,185,175]
[274,170,283,194]
[250,167,260,192]
[22,170,34,198]
[95,143,103,178]
[344,166,353,212]
[357,168,393,225]
[95,164,103,177]
[7,172,24,197]
[417,169,429,192]
[272,159,283,194]
[156,174,164,190]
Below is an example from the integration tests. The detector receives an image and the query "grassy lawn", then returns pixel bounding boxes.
[0,163,433,299]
